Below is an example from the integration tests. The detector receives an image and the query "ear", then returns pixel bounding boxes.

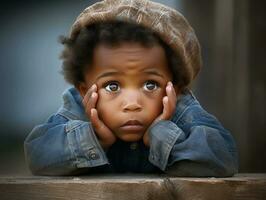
[76,82,88,98]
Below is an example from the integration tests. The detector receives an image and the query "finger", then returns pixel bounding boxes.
[166,82,177,115]
[82,84,98,117]
[163,96,172,119]
[156,96,171,121]
[84,92,98,118]
[82,84,97,106]
[166,82,177,108]
[90,109,114,143]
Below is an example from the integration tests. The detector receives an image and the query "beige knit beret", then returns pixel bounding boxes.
[70,0,202,84]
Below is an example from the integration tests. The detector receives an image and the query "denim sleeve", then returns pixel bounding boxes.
[24,114,108,175]
[148,120,238,177]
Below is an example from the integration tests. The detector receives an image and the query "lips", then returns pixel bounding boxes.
[123,120,142,126]
[120,120,144,132]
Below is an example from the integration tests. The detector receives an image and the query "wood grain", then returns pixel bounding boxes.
[0,174,265,200]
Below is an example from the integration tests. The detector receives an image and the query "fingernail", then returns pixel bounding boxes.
[167,84,171,91]
[91,92,96,98]
[91,84,96,90]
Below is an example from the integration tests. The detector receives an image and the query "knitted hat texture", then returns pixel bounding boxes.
[70,0,202,84]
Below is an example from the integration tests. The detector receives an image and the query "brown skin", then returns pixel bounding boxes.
[78,43,178,149]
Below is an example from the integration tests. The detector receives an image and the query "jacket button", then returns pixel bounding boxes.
[88,150,99,160]
[130,143,138,150]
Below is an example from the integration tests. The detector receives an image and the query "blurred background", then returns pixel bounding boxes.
[0,0,265,175]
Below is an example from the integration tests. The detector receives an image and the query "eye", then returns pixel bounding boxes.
[104,81,120,92]
[143,80,158,91]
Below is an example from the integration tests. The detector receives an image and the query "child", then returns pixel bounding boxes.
[24,0,238,176]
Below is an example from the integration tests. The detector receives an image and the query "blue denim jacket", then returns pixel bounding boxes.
[24,87,238,176]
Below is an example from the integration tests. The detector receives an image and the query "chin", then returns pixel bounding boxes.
[118,134,143,142]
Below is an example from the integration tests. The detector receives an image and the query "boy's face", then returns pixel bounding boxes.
[80,43,173,142]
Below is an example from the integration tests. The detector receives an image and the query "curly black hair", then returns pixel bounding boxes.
[59,21,189,89]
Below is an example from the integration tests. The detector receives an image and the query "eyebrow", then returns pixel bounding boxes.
[96,71,121,80]
[96,69,165,80]
[142,69,165,78]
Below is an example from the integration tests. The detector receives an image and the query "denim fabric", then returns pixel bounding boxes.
[24,87,238,176]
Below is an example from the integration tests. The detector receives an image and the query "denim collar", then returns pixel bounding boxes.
[170,89,199,123]
[58,87,88,121]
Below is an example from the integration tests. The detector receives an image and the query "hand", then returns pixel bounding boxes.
[82,84,116,149]
[143,82,178,146]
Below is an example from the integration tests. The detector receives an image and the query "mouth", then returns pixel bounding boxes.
[120,120,144,132]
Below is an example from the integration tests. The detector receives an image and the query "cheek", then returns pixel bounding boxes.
[96,89,165,126]
[147,98,163,116]
[96,90,118,124]
[143,93,164,120]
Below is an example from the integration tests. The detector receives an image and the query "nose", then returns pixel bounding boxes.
[122,89,142,112]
